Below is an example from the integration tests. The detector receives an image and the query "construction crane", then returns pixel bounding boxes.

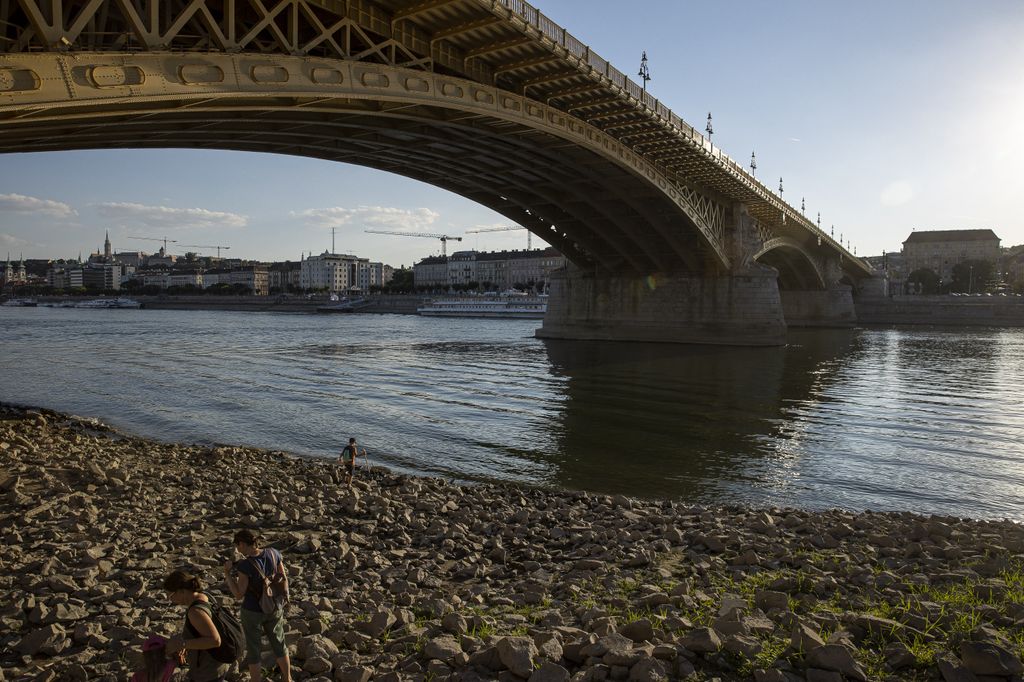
[465,225,532,250]
[179,244,231,258]
[128,236,177,252]
[365,230,463,257]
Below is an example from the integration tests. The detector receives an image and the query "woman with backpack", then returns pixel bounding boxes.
[224,529,291,682]
[162,570,231,682]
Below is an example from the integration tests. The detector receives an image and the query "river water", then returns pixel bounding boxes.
[2,307,1023,520]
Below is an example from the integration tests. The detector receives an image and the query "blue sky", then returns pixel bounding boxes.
[1,0,1022,267]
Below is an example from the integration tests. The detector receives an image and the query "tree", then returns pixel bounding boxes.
[950,260,995,293]
[907,268,940,295]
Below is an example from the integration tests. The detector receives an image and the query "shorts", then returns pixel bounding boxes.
[344,461,354,474]
[240,607,288,665]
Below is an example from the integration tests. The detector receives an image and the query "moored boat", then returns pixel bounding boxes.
[417,295,546,319]
[74,298,142,309]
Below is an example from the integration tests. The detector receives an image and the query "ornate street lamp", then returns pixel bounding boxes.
[801,197,805,215]
[705,112,714,143]
[750,151,757,177]
[638,51,651,93]
[778,177,785,224]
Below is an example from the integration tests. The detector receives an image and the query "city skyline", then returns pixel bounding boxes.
[1,0,1023,266]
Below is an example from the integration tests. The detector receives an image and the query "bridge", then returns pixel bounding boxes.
[0,0,874,344]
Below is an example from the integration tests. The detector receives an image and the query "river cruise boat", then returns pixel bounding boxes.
[74,298,142,309]
[2,298,37,306]
[417,295,547,319]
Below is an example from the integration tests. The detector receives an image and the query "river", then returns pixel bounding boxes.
[2,307,1022,520]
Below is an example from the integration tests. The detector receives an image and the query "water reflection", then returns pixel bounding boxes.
[539,330,856,502]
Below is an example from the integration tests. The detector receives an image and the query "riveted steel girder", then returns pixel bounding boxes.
[0,0,872,279]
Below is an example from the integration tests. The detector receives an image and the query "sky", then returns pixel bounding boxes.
[1,0,1023,267]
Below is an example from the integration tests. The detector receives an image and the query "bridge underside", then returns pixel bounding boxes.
[0,53,730,277]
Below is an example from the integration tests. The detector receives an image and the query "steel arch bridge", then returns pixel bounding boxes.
[0,0,870,289]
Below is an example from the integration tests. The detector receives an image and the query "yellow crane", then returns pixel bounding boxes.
[465,225,532,250]
[179,244,232,258]
[364,230,463,257]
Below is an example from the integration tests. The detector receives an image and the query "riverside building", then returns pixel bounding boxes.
[413,247,566,291]
[902,229,1001,281]
[299,251,386,293]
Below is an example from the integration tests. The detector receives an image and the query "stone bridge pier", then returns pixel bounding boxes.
[537,205,857,346]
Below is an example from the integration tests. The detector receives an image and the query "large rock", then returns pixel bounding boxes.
[497,636,538,678]
[628,657,668,682]
[528,661,570,682]
[334,666,373,682]
[424,636,462,662]
[619,619,654,643]
[937,655,980,682]
[16,624,69,656]
[298,634,340,661]
[959,641,1024,676]
[679,627,720,654]
[805,644,867,682]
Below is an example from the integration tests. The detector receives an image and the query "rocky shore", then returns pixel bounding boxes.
[2,403,1023,682]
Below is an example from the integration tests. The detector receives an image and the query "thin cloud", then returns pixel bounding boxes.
[95,202,248,229]
[788,137,802,143]
[293,206,441,231]
[880,181,914,207]
[0,233,32,248]
[0,193,77,218]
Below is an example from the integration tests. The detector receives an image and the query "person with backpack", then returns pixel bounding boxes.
[224,530,291,682]
[162,570,232,682]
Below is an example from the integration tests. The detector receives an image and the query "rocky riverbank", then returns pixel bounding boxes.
[1,403,1023,682]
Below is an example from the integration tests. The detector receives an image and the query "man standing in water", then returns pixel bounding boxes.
[339,437,359,487]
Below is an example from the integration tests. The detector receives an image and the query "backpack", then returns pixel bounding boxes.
[185,597,245,663]
[249,550,289,614]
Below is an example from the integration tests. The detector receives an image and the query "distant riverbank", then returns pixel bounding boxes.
[13,293,429,314]
[855,294,1024,327]
[2,403,1022,681]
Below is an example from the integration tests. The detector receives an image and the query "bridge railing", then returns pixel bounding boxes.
[491,0,749,181]
[489,0,861,267]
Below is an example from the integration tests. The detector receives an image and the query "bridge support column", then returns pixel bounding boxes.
[537,265,787,346]
[779,285,856,327]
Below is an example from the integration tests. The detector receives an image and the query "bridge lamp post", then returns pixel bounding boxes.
[816,213,822,246]
[801,197,806,215]
[750,151,757,177]
[638,51,651,93]
[778,177,785,224]
[705,112,714,143]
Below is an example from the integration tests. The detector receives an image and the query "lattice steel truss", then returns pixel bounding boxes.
[0,0,870,279]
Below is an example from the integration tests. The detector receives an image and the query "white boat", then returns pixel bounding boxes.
[417,295,547,319]
[317,297,369,313]
[74,298,142,309]
[2,298,37,307]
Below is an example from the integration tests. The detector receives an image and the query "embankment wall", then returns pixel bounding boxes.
[855,295,1024,327]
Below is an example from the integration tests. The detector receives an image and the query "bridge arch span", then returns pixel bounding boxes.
[0,52,730,274]
[754,237,827,291]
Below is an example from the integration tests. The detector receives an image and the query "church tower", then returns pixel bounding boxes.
[104,231,112,261]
